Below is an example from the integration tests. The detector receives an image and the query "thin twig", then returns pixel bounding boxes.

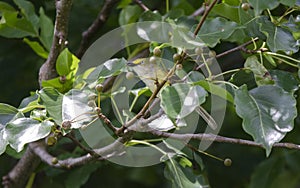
[193,0,218,36]
[149,130,300,150]
[98,112,118,133]
[216,38,259,58]
[76,0,119,58]
[29,138,127,169]
[133,0,149,11]
[195,38,259,71]
[66,134,100,157]
[189,4,206,17]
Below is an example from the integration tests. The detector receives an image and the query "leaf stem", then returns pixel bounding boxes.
[129,140,167,155]
[212,80,239,89]
[212,68,241,79]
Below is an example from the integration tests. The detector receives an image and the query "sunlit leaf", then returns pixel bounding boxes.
[234,85,296,156]
[23,38,48,59]
[160,83,207,119]
[0,11,37,38]
[194,80,234,103]
[39,87,64,125]
[6,118,53,152]
[62,89,94,129]
[86,58,127,82]
[56,48,80,76]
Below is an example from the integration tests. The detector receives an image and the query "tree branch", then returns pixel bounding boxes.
[149,130,300,150]
[2,148,41,188]
[29,138,127,169]
[38,0,73,85]
[76,0,119,58]
[193,0,218,36]
[4,1,73,187]
[133,0,149,11]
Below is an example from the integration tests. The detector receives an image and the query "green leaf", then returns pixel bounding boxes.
[39,88,94,130]
[164,157,208,188]
[196,17,240,47]
[0,2,15,13]
[0,11,37,38]
[64,163,100,188]
[244,56,274,86]
[160,83,207,119]
[39,7,53,51]
[119,5,142,25]
[0,103,24,155]
[117,0,132,9]
[249,0,280,16]
[23,38,49,59]
[6,118,53,152]
[229,69,257,89]
[234,85,297,156]
[13,0,39,32]
[39,88,64,125]
[259,17,299,54]
[0,103,23,126]
[139,10,162,22]
[86,58,127,82]
[147,114,181,131]
[194,80,234,103]
[62,89,94,129]
[269,70,299,93]
[56,48,80,76]
[41,75,74,93]
[212,3,240,23]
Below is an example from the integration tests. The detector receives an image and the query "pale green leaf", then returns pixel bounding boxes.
[86,58,127,82]
[38,87,64,125]
[194,80,234,103]
[160,83,207,119]
[23,38,48,59]
[56,48,80,76]
[6,118,53,152]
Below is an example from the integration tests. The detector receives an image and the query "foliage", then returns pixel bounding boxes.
[0,0,300,187]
